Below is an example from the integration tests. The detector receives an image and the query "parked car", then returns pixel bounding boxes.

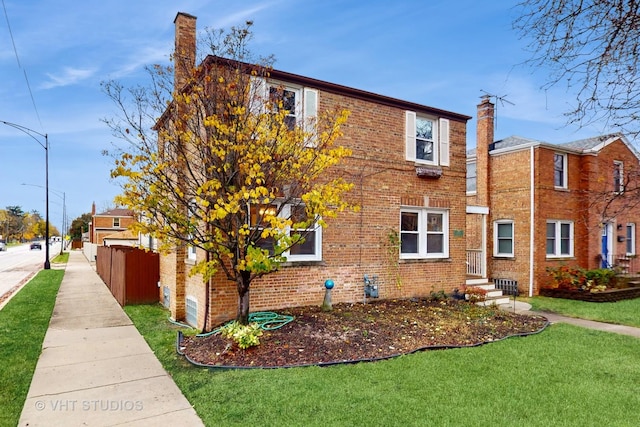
[0,240,5,251]
[30,242,42,250]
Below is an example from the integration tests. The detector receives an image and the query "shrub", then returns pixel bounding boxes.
[585,268,616,288]
[546,266,615,293]
[461,285,487,303]
[219,321,263,349]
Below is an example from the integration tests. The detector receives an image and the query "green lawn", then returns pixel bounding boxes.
[0,269,64,427]
[529,295,640,327]
[125,304,640,427]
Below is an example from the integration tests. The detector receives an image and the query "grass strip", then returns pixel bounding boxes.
[126,303,640,427]
[530,295,640,327]
[0,269,63,427]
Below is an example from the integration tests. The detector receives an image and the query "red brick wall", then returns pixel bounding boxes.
[93,216,135,244]
[172,89,468,328]
[482,138,640,295]
[488,148,532,293]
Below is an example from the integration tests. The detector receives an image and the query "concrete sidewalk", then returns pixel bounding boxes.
[19,251,204,426]
[500,299,640,339]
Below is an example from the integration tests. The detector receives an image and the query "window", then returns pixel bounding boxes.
[554,153,567,188]
[494,221,514,257]
[627,223,636,255]
[466,161,477,193]
[405,111,450,166]
[270,86,299,130]
[187,200,197,261]
[546,220,574,257]
[249,202,322,262]
[113,217,120,227]
[400,208,449,259]
[614,161,624,193]
[185,296,198,327]
[163,286,170,308]
[265,83,318,144]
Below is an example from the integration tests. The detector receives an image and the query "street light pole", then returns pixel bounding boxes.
[21,184,65,255]
[1,120,50,269]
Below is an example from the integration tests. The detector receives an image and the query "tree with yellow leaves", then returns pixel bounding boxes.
[102,22,357,326]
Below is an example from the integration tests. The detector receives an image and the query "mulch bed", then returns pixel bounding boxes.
[178,298,549,369]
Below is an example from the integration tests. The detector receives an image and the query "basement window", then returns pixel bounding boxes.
[185,296,198,327]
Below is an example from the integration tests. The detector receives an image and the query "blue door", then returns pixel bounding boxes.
[601,223,613,268]
[601,232,609,268]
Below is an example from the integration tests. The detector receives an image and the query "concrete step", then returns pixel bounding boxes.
[476,295,511,306]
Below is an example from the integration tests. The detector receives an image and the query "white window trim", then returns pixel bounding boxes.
[249,202,323,262]
[399,208,449,260]
[282,204,323,262]
[253,78,318,146]
[405,111,450,167]
[554,152,568,189]
[187,200,197,261]
[466,160,477,195]
[546,220,574,258]
[614,160,624,193]
[494,220,514,257]
[627,223,636,256]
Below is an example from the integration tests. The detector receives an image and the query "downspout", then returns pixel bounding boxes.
[529,146,535,297]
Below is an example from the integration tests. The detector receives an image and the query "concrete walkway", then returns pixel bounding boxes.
[500,299,640,339]
[19,251,204,426]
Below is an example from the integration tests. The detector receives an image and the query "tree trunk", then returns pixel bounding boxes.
[236,271,251,324]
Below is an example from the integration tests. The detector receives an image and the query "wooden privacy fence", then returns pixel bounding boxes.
[96,245,159,306]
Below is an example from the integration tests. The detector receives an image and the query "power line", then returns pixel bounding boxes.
[2,0,44,131]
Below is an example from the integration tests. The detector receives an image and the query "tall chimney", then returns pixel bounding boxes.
[173,12,197,92]
[476,95,494,206]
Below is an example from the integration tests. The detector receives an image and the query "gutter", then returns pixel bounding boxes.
[529,146,535,297]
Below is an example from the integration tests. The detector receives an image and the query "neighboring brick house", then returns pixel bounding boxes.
[467,95,640,296]
[159,12,471,329]
[90,203,136,245]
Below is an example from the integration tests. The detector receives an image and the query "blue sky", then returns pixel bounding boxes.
[0,0,617,231]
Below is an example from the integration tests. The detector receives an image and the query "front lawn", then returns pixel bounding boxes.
[125,303,640,427]
[0,269,63,427]
[530,295,640,327]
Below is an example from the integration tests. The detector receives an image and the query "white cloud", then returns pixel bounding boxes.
[41,67,96,89]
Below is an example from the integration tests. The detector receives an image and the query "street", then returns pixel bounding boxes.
[0,241,61,305]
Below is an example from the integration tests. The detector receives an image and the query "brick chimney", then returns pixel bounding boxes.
[476,95,494,206]
[173,12,197,92]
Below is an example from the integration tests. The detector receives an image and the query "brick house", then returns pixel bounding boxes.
[90,202,136,245]
[466,95,640,296]
[159,12,471,329]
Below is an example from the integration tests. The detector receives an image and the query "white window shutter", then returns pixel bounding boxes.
[249,76,267,114]
[303,88,318,145]
[303,88,317,121]
[439,118,450,166]
[405,111,416,161]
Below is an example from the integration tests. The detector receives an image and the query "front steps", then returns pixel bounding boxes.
[467,283,511,306]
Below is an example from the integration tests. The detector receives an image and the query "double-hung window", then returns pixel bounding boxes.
[113,217,120,227]
[400,208,449,259]
[466,161,477,194]
[249,203,322,262]
[405,111,450,166]
[554,153,567,188]
[269,86,299,130]
[494,220,514,257]
[262,81,317,144]
[546,220,574,257]
[187,200,197,261]
[627,223,636,256]
[614,161,624,193]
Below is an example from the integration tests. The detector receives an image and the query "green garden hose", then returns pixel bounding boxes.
[192,311,294,337]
